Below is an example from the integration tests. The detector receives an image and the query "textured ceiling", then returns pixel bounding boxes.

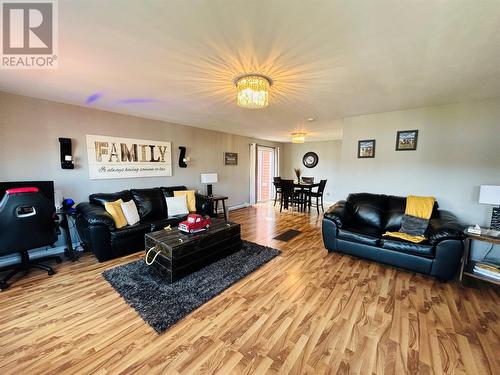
[1,0,500,142]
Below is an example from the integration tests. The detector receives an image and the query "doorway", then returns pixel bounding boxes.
[256,145,277,202]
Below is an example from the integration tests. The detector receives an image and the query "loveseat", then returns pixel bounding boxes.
[76,186,214,261]
[322,193,465,281]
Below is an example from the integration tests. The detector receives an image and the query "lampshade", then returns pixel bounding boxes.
[291,132,306,144]
[479,185,500,205]
[201,173,218,184]
[235,74,271,109]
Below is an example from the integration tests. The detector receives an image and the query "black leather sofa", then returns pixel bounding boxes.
[322,193,465,281]
[76,186,214,262]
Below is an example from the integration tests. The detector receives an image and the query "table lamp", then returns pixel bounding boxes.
[201,173,218,197]
[479,185,500,230]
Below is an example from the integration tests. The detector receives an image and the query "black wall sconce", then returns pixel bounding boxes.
[178,146,190,168]
[58,138,75,169]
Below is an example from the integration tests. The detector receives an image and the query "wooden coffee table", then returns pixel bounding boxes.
[144,219,241,283]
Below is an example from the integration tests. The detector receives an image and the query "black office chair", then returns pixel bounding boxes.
[0,187,61,290]
[273,177,282,206]
[307,179,327,214]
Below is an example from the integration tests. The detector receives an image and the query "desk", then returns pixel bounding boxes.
[210,195,229,221]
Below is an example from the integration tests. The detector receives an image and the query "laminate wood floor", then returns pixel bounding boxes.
[0,204,498,374]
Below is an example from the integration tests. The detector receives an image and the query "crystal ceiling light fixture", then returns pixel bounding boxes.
[234,73,272,109]
[291,132,307,144]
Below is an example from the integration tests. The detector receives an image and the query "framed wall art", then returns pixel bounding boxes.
[224,152,238,165]
[396,130,419,151]
[358,139,376,158]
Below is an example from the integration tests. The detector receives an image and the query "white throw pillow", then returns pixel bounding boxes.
[166,196,189,216]
[120,200,140,226]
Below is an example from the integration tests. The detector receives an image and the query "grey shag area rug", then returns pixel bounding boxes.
[102,240,280,333]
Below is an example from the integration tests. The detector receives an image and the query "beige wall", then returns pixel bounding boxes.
[282,141,342,203]
[0,92,282,207]
[2,92,499,228]
[338,98,500,226]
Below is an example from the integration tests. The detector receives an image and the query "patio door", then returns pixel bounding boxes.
[256,145,276,202]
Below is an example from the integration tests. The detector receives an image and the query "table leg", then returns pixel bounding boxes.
[222,199,228,221]
[459,238,471,285]
[214,200,219,218]
[61,213,79,261]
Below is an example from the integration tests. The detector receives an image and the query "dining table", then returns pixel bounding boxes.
[293,181,320,212]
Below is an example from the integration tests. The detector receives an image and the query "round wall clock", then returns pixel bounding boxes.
[302,152,319,168]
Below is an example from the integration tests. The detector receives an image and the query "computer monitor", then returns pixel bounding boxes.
[0,181,55,208]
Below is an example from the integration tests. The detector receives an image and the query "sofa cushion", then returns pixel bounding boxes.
[338,225,381,246]
[89,190,133,207]
[384,195,406,231]
[120,199,140,226]
[161,186,187,198]
[103,199,128,229]
[400,214,429,236]
[347,193,387,229]
[110,222,150,241]
[166,196,189,216]
[130,188,168,221]
[174,190,196,212]
[381,237,434,258]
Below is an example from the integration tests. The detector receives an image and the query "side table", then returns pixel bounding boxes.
[460,229,500,286]
[210,195,229,221]
[57,208,80,261]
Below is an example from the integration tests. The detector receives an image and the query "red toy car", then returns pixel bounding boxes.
[178,214,211,234]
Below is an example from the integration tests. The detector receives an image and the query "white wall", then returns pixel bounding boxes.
[282,140,342,203]
[337,98,500,226]
[0,92,282,208]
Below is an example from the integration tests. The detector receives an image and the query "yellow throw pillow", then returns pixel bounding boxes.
[174,190,196,212]
[104,199,128,229]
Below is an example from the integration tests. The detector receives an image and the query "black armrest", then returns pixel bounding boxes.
[323,200,352,228]
[426,210,465,245]
[195,193,215,217]
[76,202,115,231]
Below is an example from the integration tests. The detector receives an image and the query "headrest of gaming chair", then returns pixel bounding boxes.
[5,187,39,195]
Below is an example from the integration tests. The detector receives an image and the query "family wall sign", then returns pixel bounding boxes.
[86,135,172,179]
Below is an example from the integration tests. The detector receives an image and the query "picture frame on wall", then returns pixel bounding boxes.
[396,130,419,151]
[224,152,238,165]
[358,139,376,158]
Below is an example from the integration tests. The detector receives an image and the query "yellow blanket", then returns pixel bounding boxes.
[384,195,435,243]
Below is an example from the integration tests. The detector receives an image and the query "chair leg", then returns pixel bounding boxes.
[0,266,23,290]
[321,196,324,212]
[316,196,320,214]
[32,264,56,276]
[274,191,278,206]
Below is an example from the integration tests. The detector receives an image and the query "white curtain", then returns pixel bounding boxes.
[249,143,257,205]
[275,146,280,177]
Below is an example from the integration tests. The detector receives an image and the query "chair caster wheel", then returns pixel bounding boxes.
[48,269,55,276]
[55,257,62,264]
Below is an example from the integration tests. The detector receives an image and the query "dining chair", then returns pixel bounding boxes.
[302,177,314,184]
[307,179,327,214]
[279,179,297,212]
[273,177,282,206]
